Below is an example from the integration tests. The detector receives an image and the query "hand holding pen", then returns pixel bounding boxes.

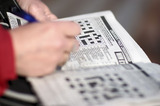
[16,0,57,22]
[7,0,81,77]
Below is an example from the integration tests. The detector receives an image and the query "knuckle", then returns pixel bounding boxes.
[41,23,53,33]
[54,39,65,50]
[45,68,53,75]
[69,22,81,34]
[68,41,75,50]
[46,23,56,31]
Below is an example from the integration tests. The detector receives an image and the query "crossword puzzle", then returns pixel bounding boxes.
[76,19,105,46]
[65,72,145,105]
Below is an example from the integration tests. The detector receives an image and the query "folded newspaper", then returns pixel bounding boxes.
[7,10,160,106]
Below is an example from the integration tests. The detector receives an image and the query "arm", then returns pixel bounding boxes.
[0,21,80,96]
[0,0,80,96]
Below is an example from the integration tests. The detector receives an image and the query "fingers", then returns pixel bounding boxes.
[28,3,47,21]
[30,9,57,21]
[28,2,57,21]
[51,21,80,66]
[14,21,80,77]
[46,14,58,21]
[43,6,58,20]
[57,38,77,66]
[58,53,70,66]
[53,21,81,37]
[54,21,80,66]
[65,38,78,52]
[56,36,79,66]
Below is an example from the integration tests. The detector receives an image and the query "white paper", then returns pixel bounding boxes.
[27,10,158,106]
[28,63,160,106]
[59,11,150,71]
[7,12,28,29]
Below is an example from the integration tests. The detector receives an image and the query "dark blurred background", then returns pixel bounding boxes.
[43,0,160,64]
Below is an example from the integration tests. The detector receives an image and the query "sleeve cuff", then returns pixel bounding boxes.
[0,26,17,96]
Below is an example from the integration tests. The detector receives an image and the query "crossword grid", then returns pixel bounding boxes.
[77,19,104,46]
[65,72,144,105]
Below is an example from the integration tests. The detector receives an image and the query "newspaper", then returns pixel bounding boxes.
[59,11,150,71]
[28,63,160,106]
[25,10,160,106]
[7,12,28,29]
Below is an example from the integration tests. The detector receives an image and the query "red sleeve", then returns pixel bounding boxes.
[0,26,17,96]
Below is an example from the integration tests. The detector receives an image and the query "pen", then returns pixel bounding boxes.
[11,0,37,23]
[12,9,37,23]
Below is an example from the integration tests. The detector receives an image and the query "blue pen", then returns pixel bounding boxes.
[10,0,37,23]
[13,9,37,23]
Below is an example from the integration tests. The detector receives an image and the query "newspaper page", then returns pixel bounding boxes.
[28,63,160,106]
[27,10,154,106]
[7,12,28,29]
[59,11,150,71]
[7,9,158,106]
[7,10,150,70]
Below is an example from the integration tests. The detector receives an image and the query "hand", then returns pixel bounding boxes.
[16,0,57,21]
[9,21,80,77]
